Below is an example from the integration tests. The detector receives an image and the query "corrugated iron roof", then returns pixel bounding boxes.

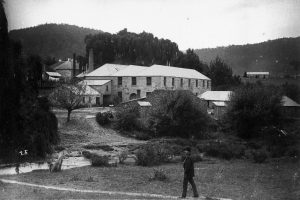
[46,71,61,77]
[84,63,210,80]
[137,65,210,80]
[282,96,300,107]
[85,64,128,77]
[246,72,269,75]
[212,101,227,107]
[137,101,152,107]
[80,80,111,86]
[112,65,148,76]
[198,91,232,101]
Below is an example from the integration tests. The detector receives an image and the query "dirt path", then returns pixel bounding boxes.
[0,179,232,200]
[54,107,145,152]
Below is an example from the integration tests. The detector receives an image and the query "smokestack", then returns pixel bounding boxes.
[72,53,76,78]
[88,48,94,72]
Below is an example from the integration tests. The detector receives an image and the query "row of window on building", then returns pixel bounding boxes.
[117,77,210,88]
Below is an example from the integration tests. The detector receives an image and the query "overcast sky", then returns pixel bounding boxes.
[4,0,300,50]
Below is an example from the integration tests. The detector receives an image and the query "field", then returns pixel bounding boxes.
[0,107,299,199]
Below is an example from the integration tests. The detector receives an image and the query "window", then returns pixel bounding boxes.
[89,96,92,103]
[137,89,141,98]
[196,80,198,87]
[172,78,175,86]
[82,97,85,103]
[118,77,122,86]
[146,77,152,86]
[164,77,166,86]
[106,85,108,91]
[202,80,205,87]
[181,78,183,87]
[132,77,136,86]
[146,92,151,97]
[118,92,122,100]
[188,79,191,87]
[207,81,210,88]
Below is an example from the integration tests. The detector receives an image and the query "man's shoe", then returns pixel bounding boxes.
[178,196,186,198]
[193,195,199,198]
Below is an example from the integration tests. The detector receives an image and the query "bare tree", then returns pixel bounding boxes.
[49,82,86,122]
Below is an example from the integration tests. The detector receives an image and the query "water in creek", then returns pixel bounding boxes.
[0,157,91,176]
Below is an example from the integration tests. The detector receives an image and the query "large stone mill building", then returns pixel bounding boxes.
[77,50,211,106]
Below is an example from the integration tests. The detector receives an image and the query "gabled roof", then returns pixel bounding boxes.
[54,60,79,70]
[46,71,61,77]
[80,80,111,86]
[282,96,300,107]
[112,65,148,76]
[137,65,210,80]
[85,64,128,77]
[198,91,232,101]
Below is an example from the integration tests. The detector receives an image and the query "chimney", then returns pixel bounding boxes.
[88,48,94,72]
[72,53,76,78]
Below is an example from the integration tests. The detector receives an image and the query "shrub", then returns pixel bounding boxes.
[91,155,110,167]
[136,145,159,166]
[134,131,152,140]
[197,141,246,160]
[119,151,128,164]
[82,150,93,159]
[115,105,140,131]
[149,169,168,181]
[148,90,210,138]
[96,111,113,126]
[226,83,282,139]
[252,149,268,163]
[135,143,173,166]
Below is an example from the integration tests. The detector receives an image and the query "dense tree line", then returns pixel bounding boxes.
[0,1,58,161]
[85,29,207,73]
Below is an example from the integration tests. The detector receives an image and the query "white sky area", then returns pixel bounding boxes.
[4,0,300,50]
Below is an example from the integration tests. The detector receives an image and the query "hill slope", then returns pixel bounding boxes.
[9,24,102,59]
[195,37,300,76]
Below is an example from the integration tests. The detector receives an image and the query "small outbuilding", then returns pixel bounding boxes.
[281,96,300,118]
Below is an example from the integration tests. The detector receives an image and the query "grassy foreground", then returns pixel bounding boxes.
[1,158,299,200]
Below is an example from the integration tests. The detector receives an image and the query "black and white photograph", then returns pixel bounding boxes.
[0,0,299,199]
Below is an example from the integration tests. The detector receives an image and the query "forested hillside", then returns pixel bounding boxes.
[195,37,300,76]
[9,23,101,59]
[85,28,207,73]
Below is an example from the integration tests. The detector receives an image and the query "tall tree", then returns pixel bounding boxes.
[208,57,241,90]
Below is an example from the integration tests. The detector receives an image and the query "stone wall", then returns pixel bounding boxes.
[85,75,211,103]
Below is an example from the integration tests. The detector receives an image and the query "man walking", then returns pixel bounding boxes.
[180,147,199,198]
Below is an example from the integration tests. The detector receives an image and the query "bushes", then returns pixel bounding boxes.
[91,155,110,167]
[115,105,140,131]
[197,141,246,160]
[135,143,173,166]
[82,151,110,167]
[226,83,282,139]
[149,90,210,138]
[96,111,113,126]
